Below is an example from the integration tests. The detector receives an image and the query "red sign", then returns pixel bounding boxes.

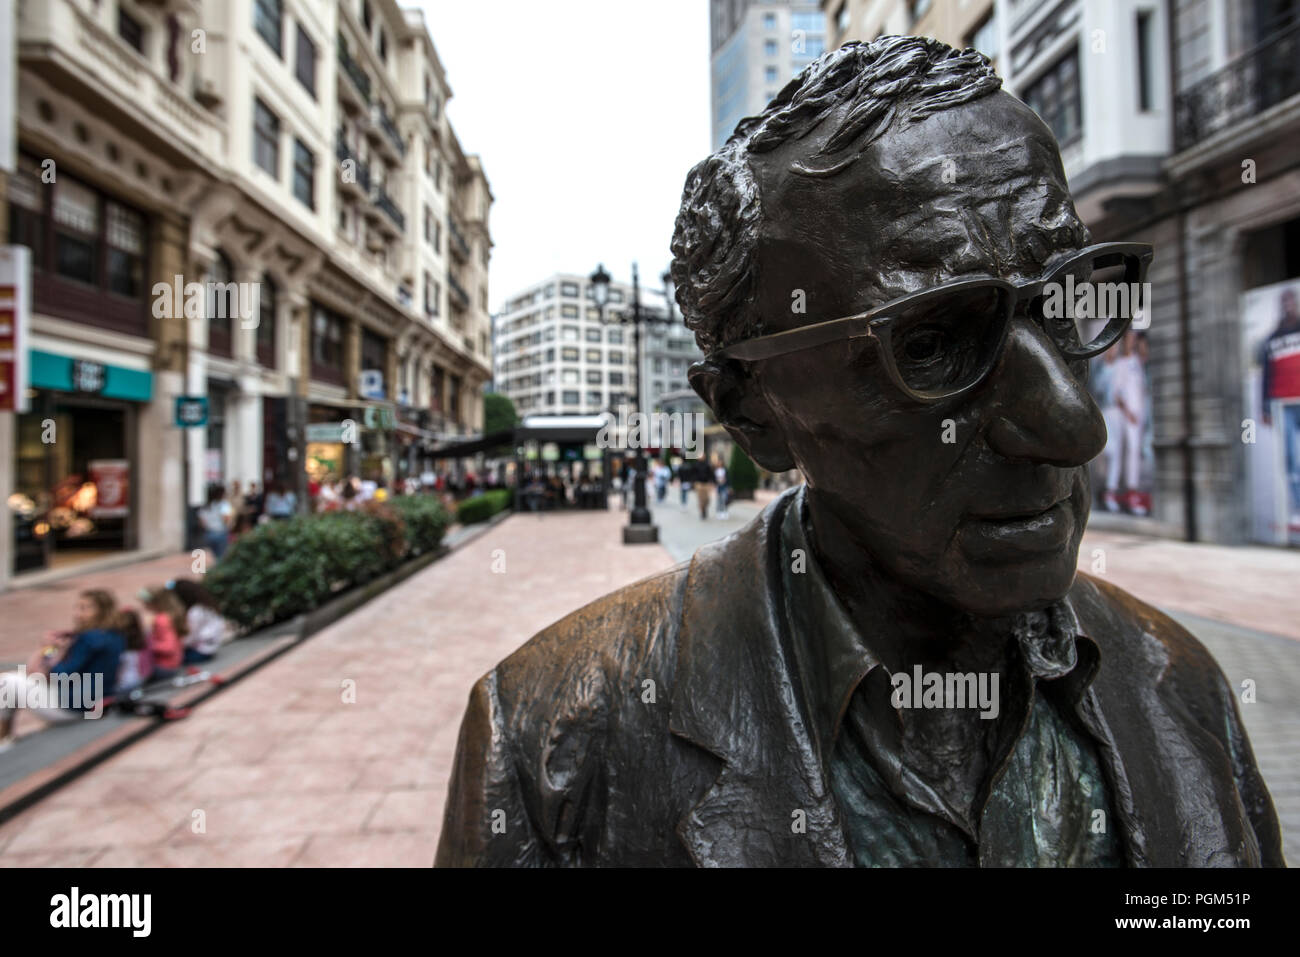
[89,459,130,518]
[0,246,31,414]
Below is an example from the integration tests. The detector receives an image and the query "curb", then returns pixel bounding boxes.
[0,510,513,826]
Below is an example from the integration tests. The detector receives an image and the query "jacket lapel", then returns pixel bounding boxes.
[668,492,851,867]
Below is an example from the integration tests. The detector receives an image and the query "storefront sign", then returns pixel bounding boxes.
[174,395,209,428]
[89,459,129,518]
[29,350,152,402]
[306,422,346,443]
[360,369,385,399]
[0,245,30,413]
[362,404,395,430]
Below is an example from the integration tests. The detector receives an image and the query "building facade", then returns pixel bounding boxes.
[0,0,492,588]
[494,271,700,419]
[711,0,827,150]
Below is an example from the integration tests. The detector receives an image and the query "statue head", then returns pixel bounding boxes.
[671,37,1147,618]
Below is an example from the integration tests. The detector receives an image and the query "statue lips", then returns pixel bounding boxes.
[960,491,1077,560]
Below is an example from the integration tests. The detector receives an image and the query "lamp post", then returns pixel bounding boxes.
[590,262,674,544]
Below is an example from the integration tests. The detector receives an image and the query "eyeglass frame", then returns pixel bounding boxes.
[710,241,1155,403]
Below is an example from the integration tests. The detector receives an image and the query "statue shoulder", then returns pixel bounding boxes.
[1070,572,1230,692]
[486,562,692,726]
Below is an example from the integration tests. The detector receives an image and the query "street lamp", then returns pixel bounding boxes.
[591,262,674,544]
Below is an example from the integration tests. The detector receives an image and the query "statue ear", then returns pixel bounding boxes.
[689,359,796,472]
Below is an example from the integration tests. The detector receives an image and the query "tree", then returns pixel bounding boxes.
[728,444,760,498]
[484,393,518,435]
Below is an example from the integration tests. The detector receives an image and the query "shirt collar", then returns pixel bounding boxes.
[778,485,1099,757]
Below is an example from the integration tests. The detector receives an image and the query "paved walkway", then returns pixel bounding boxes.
[0,489,1296,865]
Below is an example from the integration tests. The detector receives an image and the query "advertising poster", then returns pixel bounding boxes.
[1086,326,1156,517]
[1241,277,1300,546]
[88,459,129,518]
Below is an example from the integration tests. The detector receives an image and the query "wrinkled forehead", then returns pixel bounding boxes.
[752,93,1086,292]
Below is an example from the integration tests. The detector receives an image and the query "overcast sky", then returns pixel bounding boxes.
[415,0,712,313]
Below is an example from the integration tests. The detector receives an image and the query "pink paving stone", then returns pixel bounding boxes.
[0,508,673,866]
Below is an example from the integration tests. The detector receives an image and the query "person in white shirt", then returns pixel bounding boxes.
[1105,331,1148,515]
[170,579,229,665]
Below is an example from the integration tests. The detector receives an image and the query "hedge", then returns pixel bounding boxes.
[206,497,450,630]
[728,444,760,494]
[456,489,512,525]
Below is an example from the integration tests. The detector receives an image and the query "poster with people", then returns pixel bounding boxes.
[1087,327,1155,517]
[1241,278,1300,546]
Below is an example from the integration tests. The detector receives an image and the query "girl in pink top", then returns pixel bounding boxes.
[139,586,185,679]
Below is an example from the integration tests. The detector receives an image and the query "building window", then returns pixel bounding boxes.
[118,8,146,54]
[586,391,602,406]
[1023,48,1082,145]
[423,205,432,244]
[378,29,387,63]
[909,0,933,25]
[586,370,602,384]
[765,66,778,83]
[561,281,580,298]
[585,349,601,363]
[763,12,776,29]
[609,372,624,386]
[562,347,580,362]
[311,304,345,382]
[563,391,580,405]
[207,251,235,358]
[257,274,277,368]
[585,327,602,342]
[764,39,777,56]
[52,177,99,286]
[834,2,849,37]
[1136,10,1154,112]
[292,138,315,209]
[434,157,443,191]
[254,0,282,57]
[608,350,623,364]
[608,329,623,345]
[362,0,373,32]
[561,306,579,320]
[253,98,280,177]
[105,202,145,297]
[966,12,998,61]
[295,22,317,97]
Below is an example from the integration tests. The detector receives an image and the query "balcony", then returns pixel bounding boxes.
[335,133,371,197]
[448,274,471,312]
[18,0,224,171]
[1174,20,1300,153]
[337,35,372,109]
[372,184,406,235]
[373,105,407,159]
[448,218,470,262]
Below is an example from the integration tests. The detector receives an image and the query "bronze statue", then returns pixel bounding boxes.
[435,37,1283,867]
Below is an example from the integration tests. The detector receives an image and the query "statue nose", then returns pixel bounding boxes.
[983,318,1107,467]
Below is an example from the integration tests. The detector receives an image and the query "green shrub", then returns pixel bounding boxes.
[388,495,451,554]
[456,488,512,525]
[206,497,449,631]
[728,444,760,494]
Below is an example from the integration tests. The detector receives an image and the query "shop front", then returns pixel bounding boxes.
[9,350,151,575]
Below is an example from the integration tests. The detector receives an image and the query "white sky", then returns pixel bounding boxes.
[414,0,712,313]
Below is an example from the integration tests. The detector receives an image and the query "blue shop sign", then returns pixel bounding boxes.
[29,350,153,402]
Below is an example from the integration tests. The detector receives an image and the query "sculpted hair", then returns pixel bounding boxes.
[670,37,1002,357]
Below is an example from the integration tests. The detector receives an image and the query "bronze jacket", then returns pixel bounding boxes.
[435,491,1284,867]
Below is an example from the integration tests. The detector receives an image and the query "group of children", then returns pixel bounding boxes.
[0,579,230,749]
[118,579,227,694]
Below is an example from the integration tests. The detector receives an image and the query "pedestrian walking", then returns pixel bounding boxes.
[693,459,713,520]
[198,484,234,561]
[714,457,730,519]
